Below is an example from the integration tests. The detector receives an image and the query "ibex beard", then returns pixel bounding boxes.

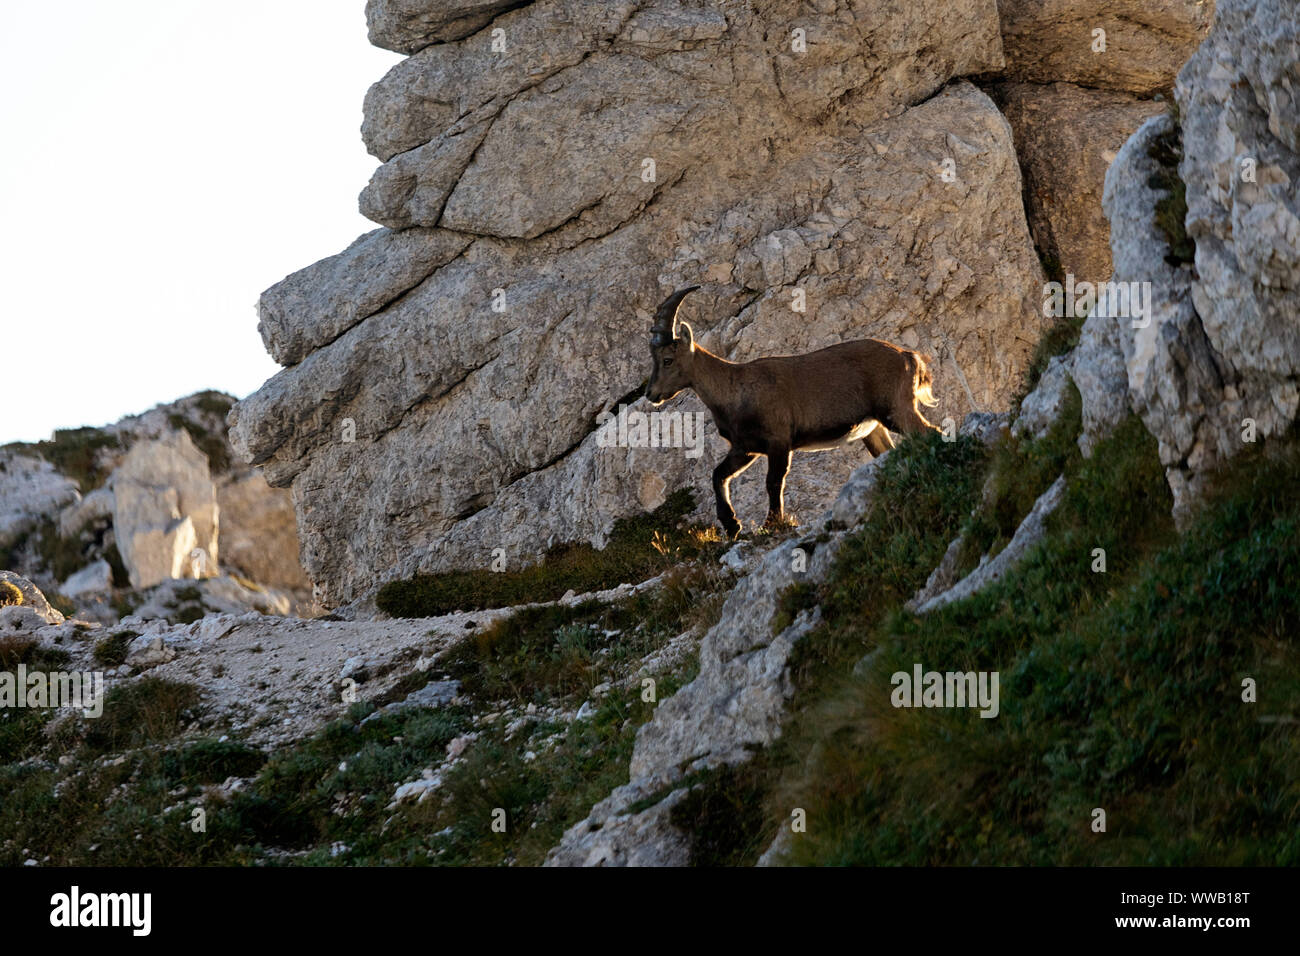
[645,286,940,538]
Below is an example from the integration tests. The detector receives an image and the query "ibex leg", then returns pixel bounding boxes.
[713,449,758,538]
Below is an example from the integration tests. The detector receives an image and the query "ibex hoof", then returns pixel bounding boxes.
[763,512,798,531]
[720,518,742,539]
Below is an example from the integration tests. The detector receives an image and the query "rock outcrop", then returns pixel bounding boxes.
[1078,0,1300,520]
[0,451,79,550]
[914,475,1067,614]
[997,0,1213,94]
[0,571,64,625]
[232,0,1050,604]
[112,431,219,589]
[546,479,863,866]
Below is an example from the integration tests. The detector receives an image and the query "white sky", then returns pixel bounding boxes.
[0,0,402,443]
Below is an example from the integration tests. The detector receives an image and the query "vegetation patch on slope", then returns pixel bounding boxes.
[685,412,1299,865]
[958,382,1082,571]
[376,489,726,617]
[0,553,730,866]
[31,427,121,492]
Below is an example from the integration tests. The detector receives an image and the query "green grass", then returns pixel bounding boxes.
[31,427,120,492]
[0,635,70,672]
[377,489,725,617]
[755,419,1300,865]
[0,636,74,763]
[81,678,201,755]
[958,382,1083,571]
[93,631,138,667]
[158,738,267,786]
[193,391,235,418]
[438,563,720,706]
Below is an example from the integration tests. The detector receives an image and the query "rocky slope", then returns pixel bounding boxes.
[11,0,1298,869]
[0,392,311,624]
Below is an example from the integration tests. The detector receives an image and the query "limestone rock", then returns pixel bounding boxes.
[827,456,886,530]
[549,529,849,865]
[113,431,218,588]
[216,472,309,591]
[916,475,1067,613]
[1013,354,1075,440]
[0,451,79,548]
[257,228,469,366]
[1095,103,1264,520]
[235,76,1045,604]
[366,0,525,54]
[997,0,1213,94]
[124,516,197,591]
[361,1,639,162]
[0,604,47,634]
[125,633,177,669]
[1175,0,1300,494]
[1072,307,1131,456]
[125,576,293,624]
[631,544,837,785]
[0,571,64,625]
[998,82,1165,284]
[756,828,794,867]
[959,411,1012,446]
[57,487,114,539]
[906,535,967,611]
[545,786,692,867]
[61,560,113,600]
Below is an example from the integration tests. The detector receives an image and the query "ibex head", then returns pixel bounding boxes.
[646,285,700,406]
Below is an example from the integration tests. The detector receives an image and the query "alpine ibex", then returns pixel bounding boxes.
[645,286,939,537]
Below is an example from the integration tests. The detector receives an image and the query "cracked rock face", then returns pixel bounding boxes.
[998,81,1164,285]
[1087,0,1300,521]
[231,0,1048,605]
[997,0,1213,94]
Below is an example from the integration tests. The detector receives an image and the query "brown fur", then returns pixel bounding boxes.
[645,289,938,537]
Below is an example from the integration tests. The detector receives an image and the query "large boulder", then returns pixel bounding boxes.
[60,560,113,600]
[113,431,219,588]
[997,0,1213,94]
[998,82,1165,284]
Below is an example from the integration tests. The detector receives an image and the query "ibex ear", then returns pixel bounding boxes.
[677,322,695,351]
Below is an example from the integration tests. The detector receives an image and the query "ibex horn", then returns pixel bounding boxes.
[650,285,700,346]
